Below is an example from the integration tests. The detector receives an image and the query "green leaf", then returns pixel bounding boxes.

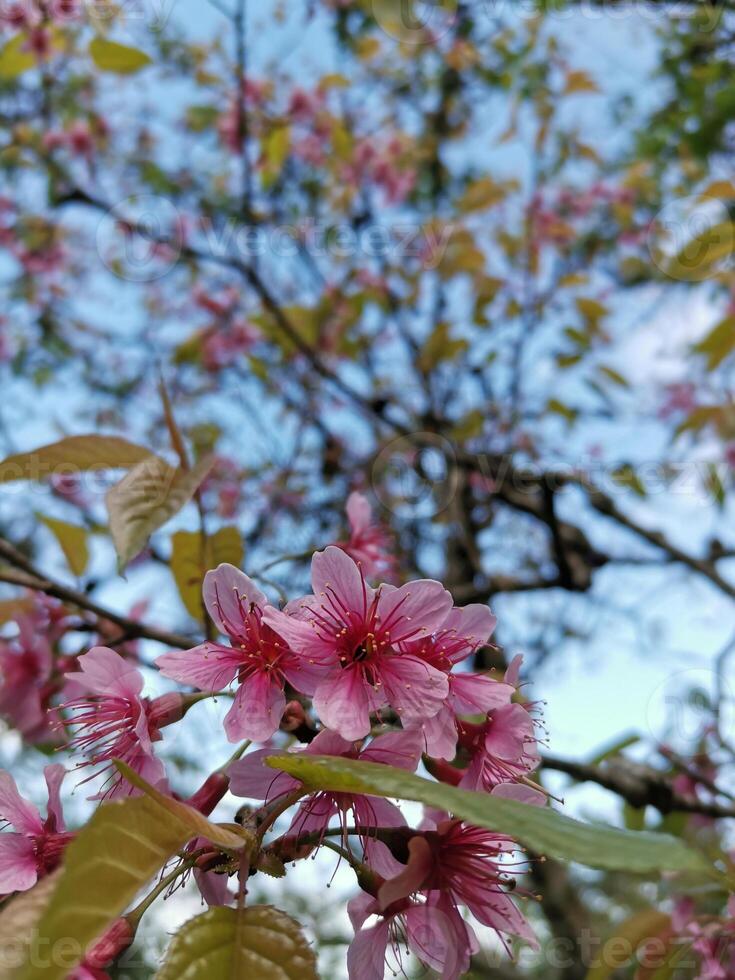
[155,906,318,980]
[106,455,213,571]
[0,435,153,483]
[611,464,647,497]
[89,37,152,74]
[0,872,60,979]
[598,364,630,388]
[114,760,248,852]
[265,755,713,877]
[171,527,243,619]
[18,795,215,980]
[547,398,578,425]
[37,514,89,576]
[0,35,35,79]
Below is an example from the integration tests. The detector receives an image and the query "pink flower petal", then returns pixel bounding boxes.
[43,765,66,832]
[203,564,267,638]
[378,836,434,910]
[287,793,338,838]
[0,834,37,893]
[485,703,536,762]
[305,729,354,757]
[442,604,497,646]
[465,889,538,948]
[346,492,372,536]
[223,672,286,743]
[348,890,379,930]
[378,655,448,727]
[347,918,390,980]
[229,748,301,801]
[356,796,407,878]
[416,704,458,760]
[0,770,43,835]
[65,647,143,700]
[360,729,422,772]
[261,607,327,658]
[156,644,241,692]
[194,866,231,907]
[377,579,453,643]
[492,782,546,808]
[449,674,513,715]
[311,546,374,613]
[406,899,475,980]
[504,654,524,688]
[312,668,372,740]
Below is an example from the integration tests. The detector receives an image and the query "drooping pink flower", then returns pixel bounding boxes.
[336,492,394,581]
[458,701,540,793]
[0,615,54,742]
[0,765,72,895]
[347,888,477,980]
[403,603,513,760]
[62,647,171,798]
[263,547,453,740]
[157,564,315,743]
[230,729,422,876]
[377,805,538,956]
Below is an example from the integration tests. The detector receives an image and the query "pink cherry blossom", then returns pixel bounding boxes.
[347,889,477,980]
[458,702,540,792]
[0,765,72,895]
[157,564,313,743]
[403,603,513,760]
[376,807,538,956]
[336,492,394,580]
[62,646,169,798]
[263,547,453,740]
[230,728,422,876]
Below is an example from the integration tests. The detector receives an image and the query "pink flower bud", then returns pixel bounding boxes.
[280,700,307,732]
[85,917,135,969]
[147,692,186,729]
[186,771,230,816]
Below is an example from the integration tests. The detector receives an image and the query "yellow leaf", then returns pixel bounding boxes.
[37,514,89,576]
[89,36,152,74]
[0,435,153,483]
[261,126,291,187]
[584,910,670,980]
[699,180,735,200]
[458,177,507,213]
[171,527,243,619]
[564,69,599,94]
[0,35,35,79]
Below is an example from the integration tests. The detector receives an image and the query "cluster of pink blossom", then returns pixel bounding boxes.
[190,284,261,370]
[0,595,73,743]
[0,510,546,979]
[1,0,81,29]
[670,897,735,980]
[345,138,417,206]
[42,118,107,159]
